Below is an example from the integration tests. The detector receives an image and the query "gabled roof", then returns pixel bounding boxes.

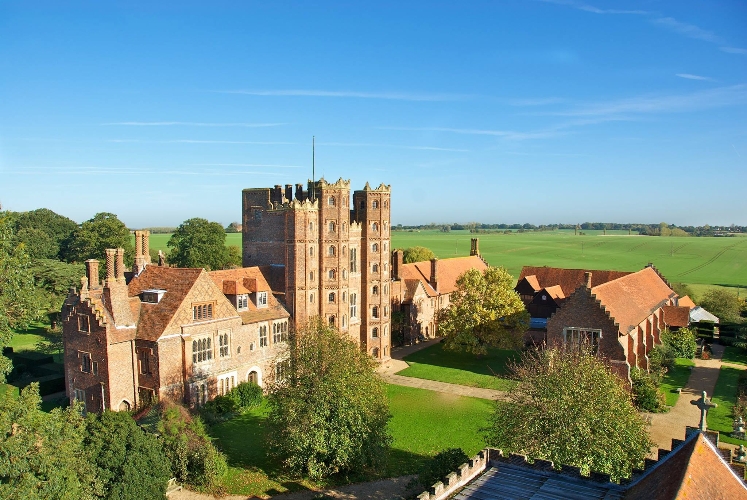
[127,267,204,341]
[209,267,290,324]
[691,306,720,324]
[543,285,565,300]
[519,266,632,296]
[662,305,691,328]
[523,274,541,292]
[678,295,696,309]
[399,256,488,298]
[591,267,676,334]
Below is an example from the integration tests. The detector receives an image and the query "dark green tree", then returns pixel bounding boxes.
[85,411,170,500]
[167,218,233,270]
[67,212,133,264]
[485,348,653,481]
[0,215,38,381]
[699,288,744,323]
[661,327,698,359]
[13,208,77,260]
[0,384,99,500]
[439,267,528,355]
[402,246,436,264]
[267,321,392,480]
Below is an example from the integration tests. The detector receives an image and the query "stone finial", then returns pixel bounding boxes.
[691,390,717,431]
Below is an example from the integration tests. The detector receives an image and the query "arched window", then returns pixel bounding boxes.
[372,263,379,273]
[328,246,336,256]
[309,271,315,281]
[342,291,347,302]
[384,222,388,232]
[328,269,336,279]
[328,196,336,206]
[372,306,379,318]
[384,346,388,356]
[309,246,314,257]
[342,222,346,233]
[383,242,387,251]
[384,326,388,337]
[329,316,335,326]
[328,292,335,303]
[310,293,315,303]
[372,347,379,358]
[350,293,357,318]
[384,285,388,295]
[372,243,379,252]
[384,306,389,317]
[342,245,347,256]
[384,200,389,208]
[328,221,336,233]
[342,269,348,279]
[309,222,314,232]
[372,327,379,338]
[372,222,379,232]
[372,285,379,295]
[373,200,379,209]
[342,315,347,327]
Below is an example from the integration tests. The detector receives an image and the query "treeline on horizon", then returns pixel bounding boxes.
[393,222,746,237]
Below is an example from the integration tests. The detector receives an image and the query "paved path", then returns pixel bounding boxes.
[647,343,738,455]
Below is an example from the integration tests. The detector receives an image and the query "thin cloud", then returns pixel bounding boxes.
[189,163,302,168]
[506,97,565,106]
[317,141,468,152]
[535,0,648,15]
[652,17,725,44]
[102,121,286,127]
[378,126,566,141]
[721,47,747,55]
[216,89,470,102]
[676,73,715,82]
[107,139,298,145]
[10,167,293,176]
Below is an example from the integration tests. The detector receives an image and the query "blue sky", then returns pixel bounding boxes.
[1,1,745,228]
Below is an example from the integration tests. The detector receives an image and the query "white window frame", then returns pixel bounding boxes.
[218,371,238,396]
[256,291,268,308]
[237,294,249,311]
[192,336,213,363]
[259,325,268,348]
[218,330,231,358]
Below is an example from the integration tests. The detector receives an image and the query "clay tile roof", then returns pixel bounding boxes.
[209,267,289,324]
[399,256,488,297]
[543,285,565,300]
[678,295,696,309]
[127,266,204,341]
[403,279,426,302]
[524,275,541,292]
[626,432,747,500]
[222,279,251,295]
[518,266,632,296]
[663,305,691,328]
[591,267,676,334]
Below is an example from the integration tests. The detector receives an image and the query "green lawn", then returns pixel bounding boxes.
[9,321,52,352]
[397,342,518,391]
[134,232,242,254]
[209,384,493,497]
[659,358,695,407]
[722,346,747,366]
[391,230,747,288]
[707,366,746,446]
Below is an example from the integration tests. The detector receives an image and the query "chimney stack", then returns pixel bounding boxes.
[470,238,480,256]
[585,271,593,289]
[85,259,100,289]
[392,249,403,281]
[295,183,304,200]
[105,249,116,284]
[134,230,143,257]
[285,184,293,202]
[142,230,150,264]
[430,258,439,292]
[115,248,125,282]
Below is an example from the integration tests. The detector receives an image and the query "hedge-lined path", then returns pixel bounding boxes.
[646,343,735,456]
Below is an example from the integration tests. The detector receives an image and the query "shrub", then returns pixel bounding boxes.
[226,381,263,411]
[661,327,697,359]
[199,394,237,423]
[648,344,674,379]
[419,448,469,488]
[631,368,666,412]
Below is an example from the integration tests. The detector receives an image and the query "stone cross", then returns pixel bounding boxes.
[691,390,717,432]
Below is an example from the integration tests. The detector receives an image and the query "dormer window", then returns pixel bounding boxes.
[141,289,166,304]
[256,291,268,308]
[237,294,249,311]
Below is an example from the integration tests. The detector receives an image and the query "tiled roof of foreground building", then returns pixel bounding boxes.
[418,429,747,500]
[399,256,488,298]
[519,266,632,296]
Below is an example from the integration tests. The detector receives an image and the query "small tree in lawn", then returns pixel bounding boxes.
[402,246,436,264]
[439,267,528,355]
[485,347,653,481]
[167,218,233,270]
[266,320,391,480]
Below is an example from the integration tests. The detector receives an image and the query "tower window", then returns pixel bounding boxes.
[328,196,336,206]
[328,246,336,256]
[372,200,379,209]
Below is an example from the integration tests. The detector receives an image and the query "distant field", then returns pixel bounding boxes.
[133,233,242,253]
[391,230,747,288]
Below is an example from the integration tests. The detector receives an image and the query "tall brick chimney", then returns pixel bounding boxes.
[85,259,100,289]
[585,271,593,289]
[430,258,438,292]
[470,238,480,256]
[105,248,116,284]
[142,230,150,264]
[285,184,293,202]
[134,230,143,257]
[115,248,125,282]
[392,249,403,281]
[295,183,304,200]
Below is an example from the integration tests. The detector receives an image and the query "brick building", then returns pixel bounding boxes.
[242,178,392,360]
[62,231,290,413]
[546,265,679,383]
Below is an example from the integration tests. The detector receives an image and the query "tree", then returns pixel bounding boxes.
[670,282,695,301]
[438,267,528,355]
[167,218,234,270]
[0,215,38,381]
[485,348,653,481]
[661,327,697,358]
[13,208,77,260]
[266,321,392,480]
[66,212,133,264]
[699,288,744,323]
[0,384,98,500]
[84,411,170,500]
[402,246,436,264]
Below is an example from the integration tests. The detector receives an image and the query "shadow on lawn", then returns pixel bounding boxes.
[402,342,520,378]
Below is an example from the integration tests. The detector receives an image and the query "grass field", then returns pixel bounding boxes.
[135,232,242,254]
[722,346,747,366]
[210,384,492,497]
[397,343,518,391]
[659,358,695,407]
[707,366,747,446]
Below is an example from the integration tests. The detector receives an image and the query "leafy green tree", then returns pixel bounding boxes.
[630,368,666,412]
[661,327,698,359]
[0,384,99,500]
[85,411,170,500]
[267,321,392,480]
[485,348,653,481]
[67,212,133,264]
[13,208,77,260]
[439,267,528,355]
[167,218,234,270]
[699,288,744,323]
[670,282,695,302]
[402,246,436,264]
[419,448,469,489]
[0,215,38,381]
